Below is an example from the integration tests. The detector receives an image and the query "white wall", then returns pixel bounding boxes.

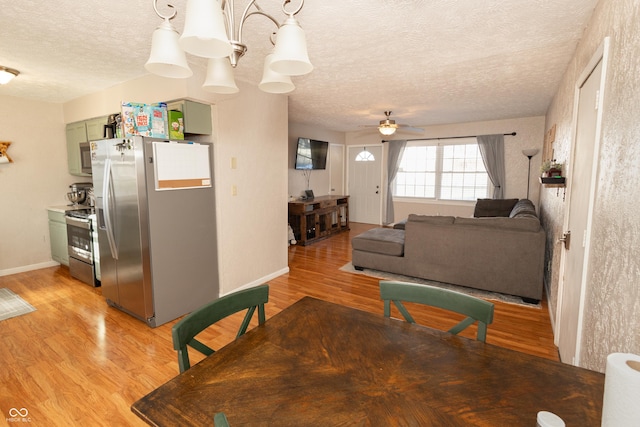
[288,122,345,199]
[345,116,545,222]
[0,96,78,274]
[540,0,640,372]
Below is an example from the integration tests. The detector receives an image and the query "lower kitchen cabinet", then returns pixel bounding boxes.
[48,209,69,266]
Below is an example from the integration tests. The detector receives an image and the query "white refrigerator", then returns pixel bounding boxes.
[91,136,219,327]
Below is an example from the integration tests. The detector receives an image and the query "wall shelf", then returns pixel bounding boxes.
[539,176,566,200]
[539,176,566,185]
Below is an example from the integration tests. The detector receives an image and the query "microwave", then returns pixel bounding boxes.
[79,142,92,175]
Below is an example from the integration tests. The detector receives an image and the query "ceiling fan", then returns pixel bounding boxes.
[363,111,424,136]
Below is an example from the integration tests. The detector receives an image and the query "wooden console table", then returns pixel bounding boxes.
[288,195,349,245]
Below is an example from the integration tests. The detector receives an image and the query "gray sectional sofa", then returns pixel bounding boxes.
[351,199,546,303]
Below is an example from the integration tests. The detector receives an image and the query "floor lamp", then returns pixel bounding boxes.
[522,149,539,199]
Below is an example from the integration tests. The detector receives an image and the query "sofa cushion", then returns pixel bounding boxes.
[473,198,519,217]
[454,216,541,232]
[352,228,405,256]
[407,214,455,225]
[509,199,538,218]
[393,219,407,230]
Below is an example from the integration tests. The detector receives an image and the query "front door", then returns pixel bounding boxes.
[556,42,607,365]
[348,145,383,224]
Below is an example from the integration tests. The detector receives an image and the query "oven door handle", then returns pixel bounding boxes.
[102,157,119,260]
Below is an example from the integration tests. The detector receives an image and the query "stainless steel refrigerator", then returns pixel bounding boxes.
[91,136,218,327]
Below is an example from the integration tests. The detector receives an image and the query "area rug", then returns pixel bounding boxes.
[0,288,36,321]
[339,262,540,308]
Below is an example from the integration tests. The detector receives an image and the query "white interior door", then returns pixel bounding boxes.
[330,143,344,195]
[348,145,383,224]
[556,42,607,366]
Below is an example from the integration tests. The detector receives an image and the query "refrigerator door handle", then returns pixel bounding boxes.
[102,158,119,260]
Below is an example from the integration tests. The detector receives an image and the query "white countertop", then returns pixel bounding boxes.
[47,204,92,213]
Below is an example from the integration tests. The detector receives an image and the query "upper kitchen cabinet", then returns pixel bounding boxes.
[66,116,109,176]
[166,100,212,135]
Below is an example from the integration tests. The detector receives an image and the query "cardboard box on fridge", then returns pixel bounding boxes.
[168,110,184,140]
[121,102,168,138]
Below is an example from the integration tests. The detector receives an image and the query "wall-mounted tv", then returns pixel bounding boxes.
[294,137,329,170]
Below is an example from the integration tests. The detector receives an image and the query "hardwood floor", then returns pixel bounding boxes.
[0,222,558,426]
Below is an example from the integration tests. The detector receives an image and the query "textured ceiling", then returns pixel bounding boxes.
[0,0,598,132]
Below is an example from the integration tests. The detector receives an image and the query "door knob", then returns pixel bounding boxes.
[557,231,571,250]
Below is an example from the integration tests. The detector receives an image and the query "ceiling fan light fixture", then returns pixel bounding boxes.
[378,111,398,135]
[0,66,19,85]
[378,125,397,136]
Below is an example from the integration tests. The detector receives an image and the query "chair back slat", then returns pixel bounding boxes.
[380,281,494,342]
[172,284,269,372]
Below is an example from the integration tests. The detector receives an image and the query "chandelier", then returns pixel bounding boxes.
[145,0,313,94]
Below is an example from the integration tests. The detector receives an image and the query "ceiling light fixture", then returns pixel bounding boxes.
[0,67,20,85]
[145,0,312,95]
[378,111,398,136]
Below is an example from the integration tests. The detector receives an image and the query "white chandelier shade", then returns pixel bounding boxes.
[179,0,232,59]
[145,0,312,94]
[203,57,239,94]
[145,19,193,78]
[259,53,295,94]
[270,17,313,76]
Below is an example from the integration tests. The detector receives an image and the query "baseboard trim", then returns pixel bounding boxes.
[219,267,290,297]
[0,261,61,277]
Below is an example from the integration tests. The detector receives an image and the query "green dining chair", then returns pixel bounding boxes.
[214,412,230,427]
[379,280,494,342]
[172,284,269,373]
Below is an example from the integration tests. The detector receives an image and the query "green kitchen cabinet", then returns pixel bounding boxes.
[166,100,212,135]
[48,209,69,266]
[66,121,88,176]
[66,116,109,176]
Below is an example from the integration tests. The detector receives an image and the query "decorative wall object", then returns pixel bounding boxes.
[0,141,13,164]
[543,124,556,161]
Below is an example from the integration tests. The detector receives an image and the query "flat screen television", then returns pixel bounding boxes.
[294,138,328,170]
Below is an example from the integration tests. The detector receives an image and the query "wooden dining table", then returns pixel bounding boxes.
[132,296,604,426]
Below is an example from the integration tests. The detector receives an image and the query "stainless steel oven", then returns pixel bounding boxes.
[66,209,98,287]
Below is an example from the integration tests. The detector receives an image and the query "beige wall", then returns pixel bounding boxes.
[541,0,640,372]
[1,75,290,300]
[0,96,77,273]
[215,82,289,294]
[344,116,545,221]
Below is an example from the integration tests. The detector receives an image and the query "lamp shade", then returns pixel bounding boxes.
[179,0,232,58]
[522,148,539,158]
[270,17,313,76]
[145,20,193,78]
[203,57,239,94]
[259,54,295,94]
